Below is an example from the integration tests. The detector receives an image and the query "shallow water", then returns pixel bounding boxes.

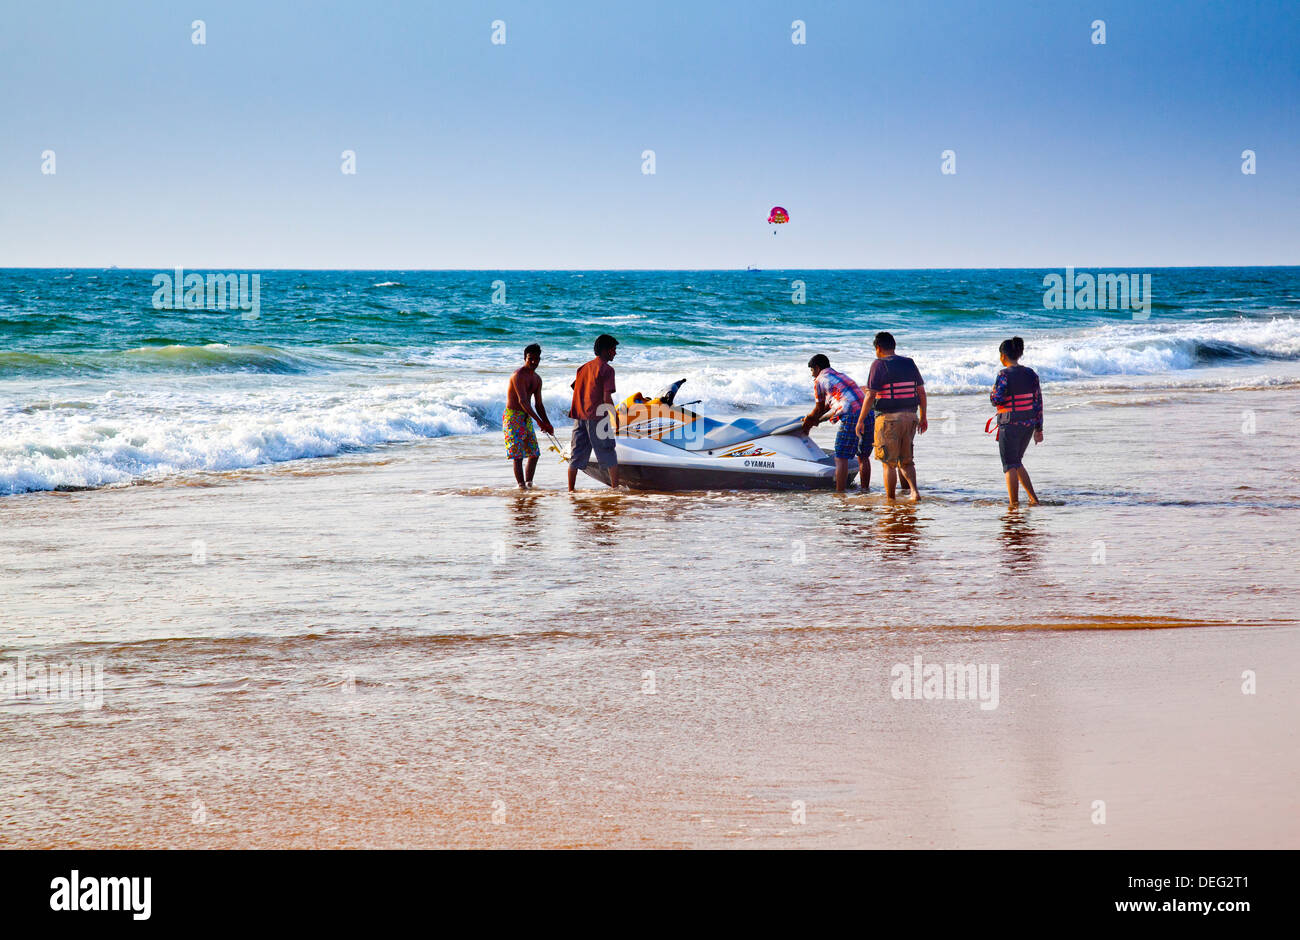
[1,376,1297,847]
[3,267,1298,847]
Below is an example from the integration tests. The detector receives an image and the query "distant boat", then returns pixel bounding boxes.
[746,266,761,272]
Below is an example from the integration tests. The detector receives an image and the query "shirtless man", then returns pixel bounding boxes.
[504,343,554,488]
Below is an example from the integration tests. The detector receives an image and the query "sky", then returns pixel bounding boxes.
[1,0,1297,269]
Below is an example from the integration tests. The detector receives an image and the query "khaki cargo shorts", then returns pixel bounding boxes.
[874,411,918,467]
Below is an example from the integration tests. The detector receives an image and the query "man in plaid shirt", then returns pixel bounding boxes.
[802,354,871,493]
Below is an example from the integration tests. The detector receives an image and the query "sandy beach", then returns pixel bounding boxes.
[3,379,1297,849]
[5,0,1300,898]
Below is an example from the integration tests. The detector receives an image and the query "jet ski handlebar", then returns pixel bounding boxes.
[657,378,688,406]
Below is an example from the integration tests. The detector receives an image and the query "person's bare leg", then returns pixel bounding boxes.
[898,462,920,501]
[525,455,538,487]
[884,465,897,500]
[1017,466,1039,505]
[858,457,870,492]
[512,459,526,489]
[834,457,848,492]
[567,463,579,492]
[608,465,620,488]
[1005,469,1020,508]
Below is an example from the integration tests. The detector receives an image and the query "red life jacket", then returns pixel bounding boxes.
[871,355,923,412]
[985,366,1040,436]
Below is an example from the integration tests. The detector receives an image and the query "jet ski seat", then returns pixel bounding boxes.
[685,415,805,451]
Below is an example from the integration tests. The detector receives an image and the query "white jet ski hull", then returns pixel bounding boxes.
[581,434,855,491]
[576,380,859,491]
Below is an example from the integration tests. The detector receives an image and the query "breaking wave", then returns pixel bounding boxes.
[3,315,1298,495]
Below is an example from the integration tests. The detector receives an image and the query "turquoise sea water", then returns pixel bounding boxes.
[4,267,1300,849]
[1,267,1297,494]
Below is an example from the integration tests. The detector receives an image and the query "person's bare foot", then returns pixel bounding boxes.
[907,491,920,502]
[1008,500,1019,509]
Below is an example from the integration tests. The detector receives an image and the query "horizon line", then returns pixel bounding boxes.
[5,264,1299,273]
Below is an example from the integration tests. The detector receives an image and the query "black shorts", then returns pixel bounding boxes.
[998,423,1034,472]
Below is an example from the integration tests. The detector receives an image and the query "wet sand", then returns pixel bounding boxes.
[1,383,1298,848]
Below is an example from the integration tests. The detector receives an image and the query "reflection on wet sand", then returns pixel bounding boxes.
[999,509,1045,572]
[507,491,542,536]
[569,492,631,549]
[489,491,544,562]
[876,503,923,557]
[4,432,1299,849]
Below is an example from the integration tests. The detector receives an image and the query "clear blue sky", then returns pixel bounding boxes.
[2,0,1297,268]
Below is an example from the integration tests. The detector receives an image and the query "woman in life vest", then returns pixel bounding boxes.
[988,336,1043,508]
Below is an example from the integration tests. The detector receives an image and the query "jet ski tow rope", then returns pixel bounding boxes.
[544,432,569,462]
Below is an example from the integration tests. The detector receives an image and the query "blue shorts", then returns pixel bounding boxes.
[856,410,875,457]
[833,410,861,460]
[570,416,618,469]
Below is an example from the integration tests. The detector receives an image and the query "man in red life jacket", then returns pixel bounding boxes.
[856,332,927,501]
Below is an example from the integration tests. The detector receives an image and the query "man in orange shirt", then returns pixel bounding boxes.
[567,334,620,491]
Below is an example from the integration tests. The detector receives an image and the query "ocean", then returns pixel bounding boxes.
[3,267,1298,495]
[3,267,1299,848]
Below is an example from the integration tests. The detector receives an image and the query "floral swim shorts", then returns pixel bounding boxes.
[503,407,539,460]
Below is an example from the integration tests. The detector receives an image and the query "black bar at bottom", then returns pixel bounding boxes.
[0,849,1283,927]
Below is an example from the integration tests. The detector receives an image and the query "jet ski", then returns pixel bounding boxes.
[580,379,854,491]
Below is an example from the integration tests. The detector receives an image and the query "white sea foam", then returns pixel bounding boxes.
[0,382,480,495]
[486,316,1300,412]
[912,316,1300,393]
[3,317,1297,495]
